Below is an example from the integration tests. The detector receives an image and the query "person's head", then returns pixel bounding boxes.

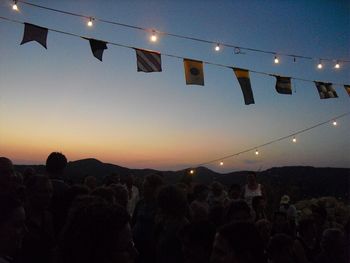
[252,196,265,212]
[60,196,137,263]
[229,184,241,200]
[84,176,97,191]
[193,184,209,201]
[280,195,290,207]
[90,186,116,204]
[46,152,67,178]
[211,182,224,197]
[0,194,26,257]
[25,174,53,211]
[157,184,188,219]
[226,200,251,223]
[267,234,294,263]
[103,173,120,186]
[109,183,129,209]
[246,172,257,186]
[211,222,264,263]
[255,219,272,247]
[143,173,164,200]
[320,228,345,255]
[179,221,216,263]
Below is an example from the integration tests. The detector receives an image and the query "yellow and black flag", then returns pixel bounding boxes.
[344,85,350,97]
[233,68,255,105]
[275,76,292,95]
[184,59,204,86]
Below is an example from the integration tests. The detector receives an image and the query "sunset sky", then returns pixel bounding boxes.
[0,0,349,172]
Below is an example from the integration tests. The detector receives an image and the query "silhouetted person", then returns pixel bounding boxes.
[0,194,26,263]
[241,171,266,208]
[57,196,138,263]
[0,157,17,196]
[211,222,266,263]
[83,175,97,191]
[18,175,55,263]
[179,221,216,263]
[314,228,346,263]
[294,218,318,263]
[252,195,267,222]
[228,183,241,201]
[255,219,272,252]
[267,234,295,263]
[121,174,140,216]
[110,183,129,209]
[190,184,209,222]
[226,199,252,223]
[46,152,68,238]
[90,186,116,204]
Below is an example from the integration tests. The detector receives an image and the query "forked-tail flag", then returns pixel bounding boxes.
[275,76,292,95]
[20,23,48,49]
[183,59,204,86]
[233,68,255,105]
[87,39,108,61]
[344,85,350,97]
[315,82,338,99]
[135,48,162,72]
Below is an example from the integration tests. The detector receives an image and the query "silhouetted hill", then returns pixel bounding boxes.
[15,160,349,204]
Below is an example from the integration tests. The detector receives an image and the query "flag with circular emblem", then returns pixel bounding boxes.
[135,48,162,72]
[275,76,292,95]
[315,82,338,99]
[183,59,204,86]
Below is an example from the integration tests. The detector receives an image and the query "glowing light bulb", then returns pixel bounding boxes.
[255,150,259,155]
[150,31,157,42]
[215,44,220,52]
[317,62,323,69]
[87,18,93,27]
[292,137,297,143]
[274,56,279,64]
[332,120,337,126]
[219,161,224,166]
[334,62,340,69]
[190,169,194,175]
[12,2,18,11]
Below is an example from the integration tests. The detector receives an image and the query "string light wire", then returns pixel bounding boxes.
[11,0,350,65]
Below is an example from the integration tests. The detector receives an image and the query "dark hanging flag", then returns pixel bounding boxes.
[183,59,204,86]
[20,23,48,49]
[275,76,292,95]
[88,39,108,61]
[135,48,162,72]
[233,68,255,105]
[344,85,350,97]
[315,82,338,99]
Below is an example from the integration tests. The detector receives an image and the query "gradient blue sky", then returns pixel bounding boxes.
[0,0,349,172]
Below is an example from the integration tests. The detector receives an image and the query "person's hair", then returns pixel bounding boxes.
[0,193,22,225]
[321,228,344,252]
[144,173,164,189]
[193,184,208,199]
[247,171,257,177]
[46,152,67,175]
[58,196,130,263]
[0,157,14,176]
[157,185,188,218]
[109,184,128,209]
[217,222,265,263]
[267,233,293,260]
[90,187,115,204]
[226,199,251,221]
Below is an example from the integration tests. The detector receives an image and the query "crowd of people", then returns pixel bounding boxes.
[0,153,349,263]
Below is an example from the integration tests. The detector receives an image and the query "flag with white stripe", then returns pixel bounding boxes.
[135,48,162,72]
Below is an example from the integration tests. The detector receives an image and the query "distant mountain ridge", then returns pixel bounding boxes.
[15,158,350,206]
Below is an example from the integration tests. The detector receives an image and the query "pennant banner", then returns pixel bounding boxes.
[135,48,162,72]
[88,39,108,61]
[184,59,204,86]
[20,23,48,49]
[344,85,350,97]
[315,82,338,99]
[233,68,255,105]
[275,76,292,95]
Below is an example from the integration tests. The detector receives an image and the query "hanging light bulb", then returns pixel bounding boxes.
[150,31,157,42]
[274,56,279,64]
[87,17,94,27]
[292,137,297,143]
[219,161,224,166]
[334,62,340,69]
[189,169,195,175]
[215,43,220,52]
[255,149,259,155]
[317,61,323,69]
[332,120,337,126]
[12,1,18,11]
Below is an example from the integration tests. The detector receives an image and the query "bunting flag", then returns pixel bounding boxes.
[275,76,292,95]
[135,48,162,72]
[233,68,255,105]
[184,59,204,86]
[344,85,350,97]
[88,39,108,61]
[315,82,338,99]
[20,23,48,49]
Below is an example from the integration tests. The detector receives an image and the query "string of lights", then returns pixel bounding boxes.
[9,0,350,69]
[0,15,348,88]
[189,111,350,171]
